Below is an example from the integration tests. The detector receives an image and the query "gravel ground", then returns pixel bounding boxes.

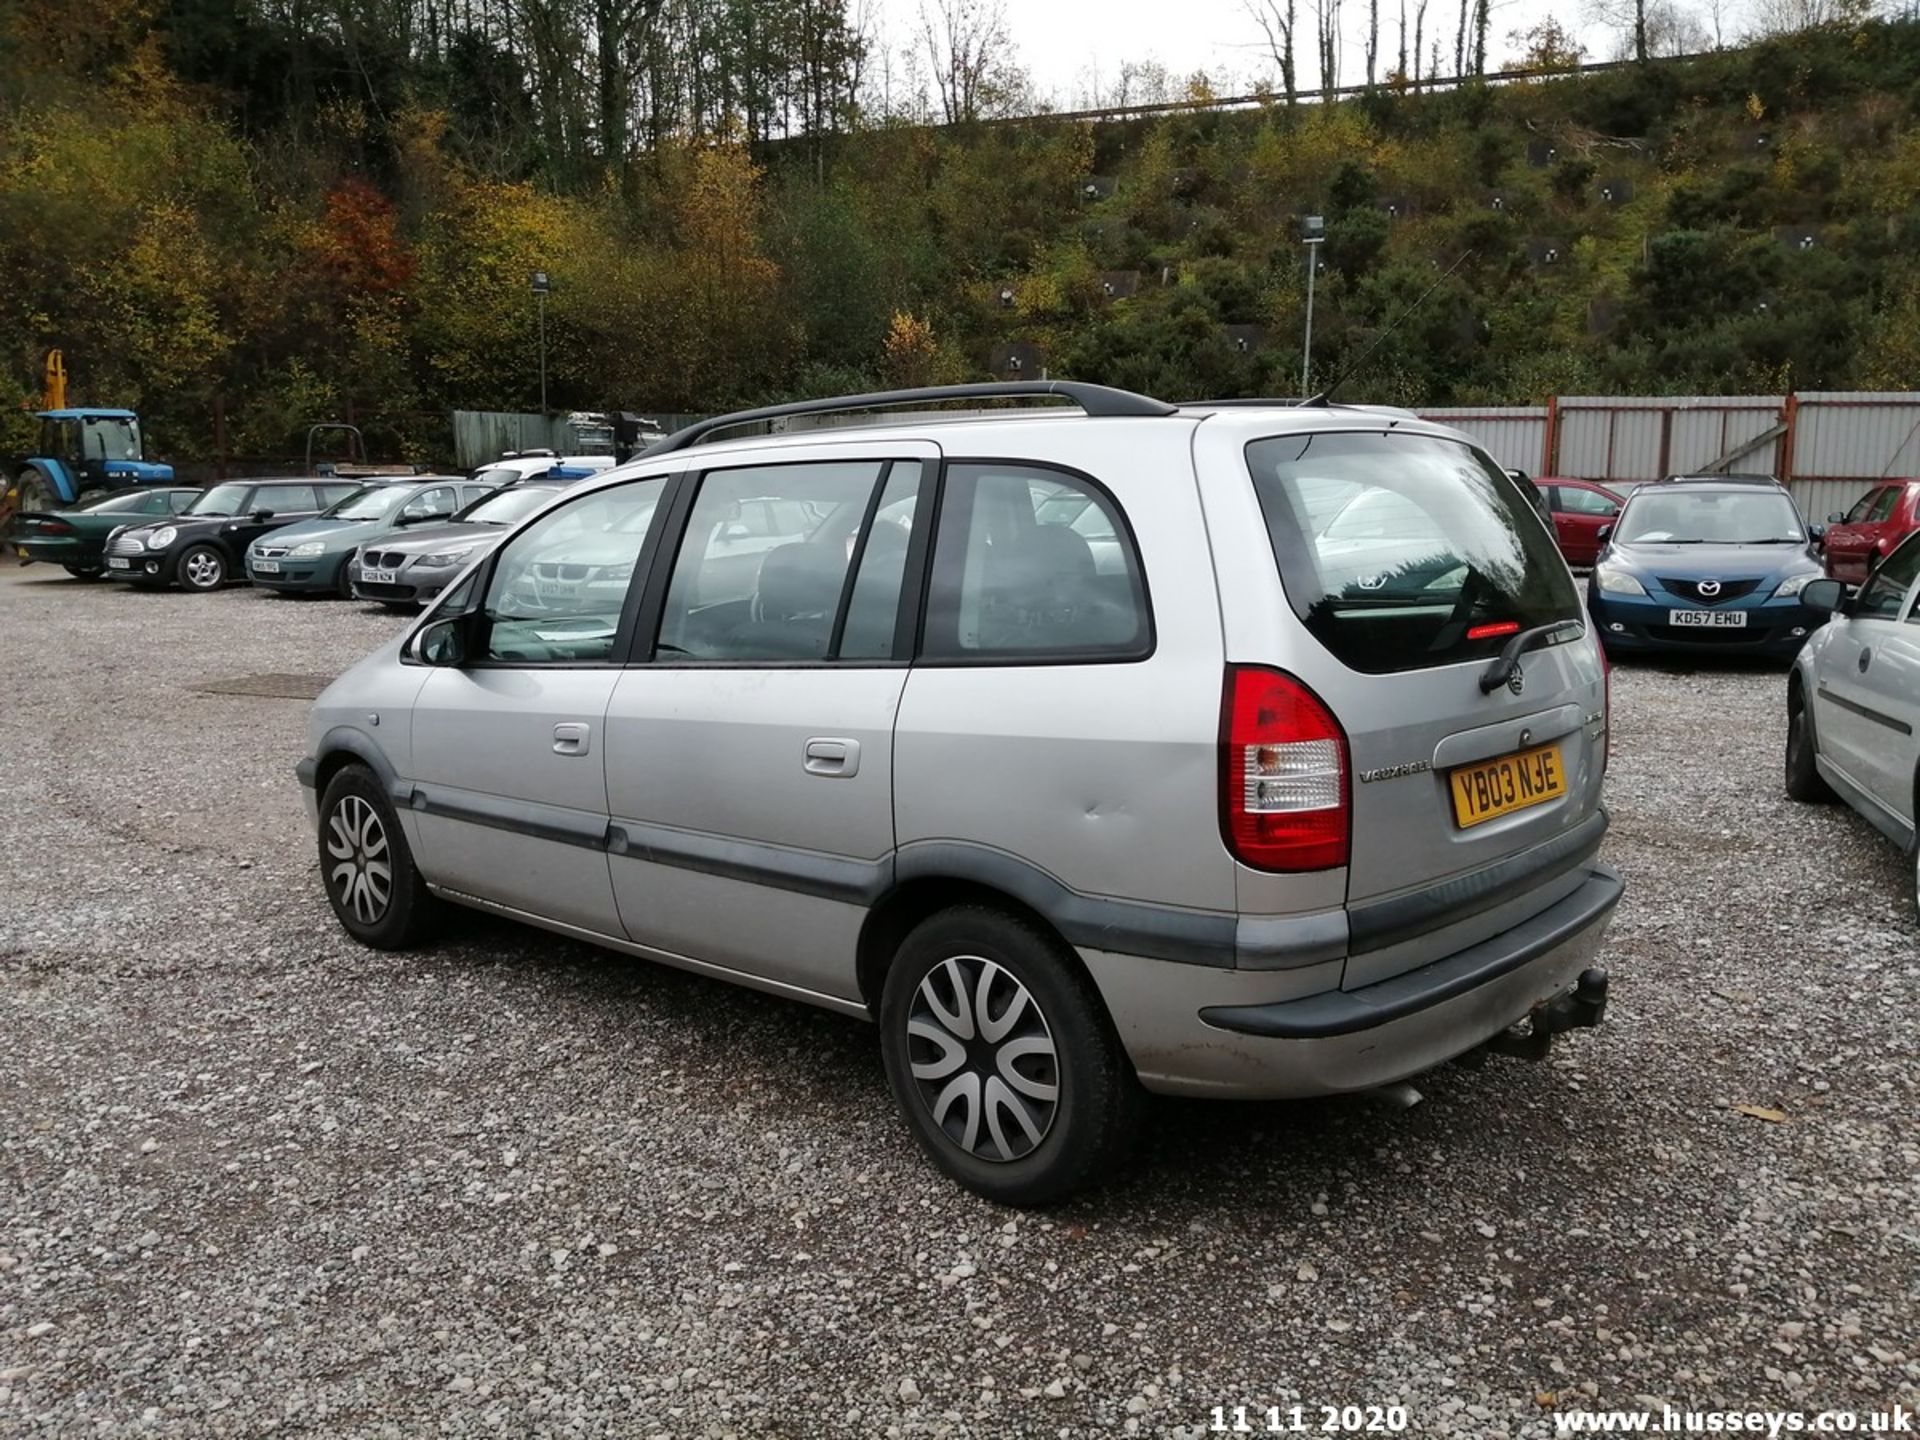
[2,564,1916,1439]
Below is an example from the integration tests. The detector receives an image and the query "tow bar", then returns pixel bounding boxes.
[1461,967,1610,1065]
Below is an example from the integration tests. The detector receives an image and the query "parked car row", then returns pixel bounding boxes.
[5,455,618,604]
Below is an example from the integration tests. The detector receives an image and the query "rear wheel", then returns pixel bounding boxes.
[1785,693,1835,803]
[879,905,1142,1206]
[63,563,104,581]
[317,765,441,949]
[177,544,227,591]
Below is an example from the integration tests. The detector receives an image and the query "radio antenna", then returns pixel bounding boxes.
[1301,249,1475,408]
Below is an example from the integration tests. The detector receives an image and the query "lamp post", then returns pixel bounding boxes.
[531,270,551,416]
[1300,215,1325,398]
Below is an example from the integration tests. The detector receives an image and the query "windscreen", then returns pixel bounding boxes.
[458,485,559,525]
[326,486,408,521]
[186,483,250,516]
[1615,489,1805,545]
[84,416,141,461]
[471,466,529,487]
[1247,431,1579,675]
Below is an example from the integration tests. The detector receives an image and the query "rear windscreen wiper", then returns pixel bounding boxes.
[1479,619,1585,695]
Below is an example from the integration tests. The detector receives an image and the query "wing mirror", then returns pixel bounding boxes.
[1807,523,1826,544]
[1799,578,1848,615]
[1826,512,1845,524]
[1594,523,1612,544]
[415,613,472,666]
[250,508,274,521]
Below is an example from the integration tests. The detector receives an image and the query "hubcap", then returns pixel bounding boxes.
[184,552,222,588]
[907,955,1059,1163]
[325,795,393,925]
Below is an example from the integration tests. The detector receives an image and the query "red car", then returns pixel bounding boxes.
[1532,478,1624,567]
[1823,480,1920,584]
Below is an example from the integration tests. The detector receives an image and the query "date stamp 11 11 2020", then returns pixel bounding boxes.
[1209,1405,1413,1434]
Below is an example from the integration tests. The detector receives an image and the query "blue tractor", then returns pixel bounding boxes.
[12,407,176,513]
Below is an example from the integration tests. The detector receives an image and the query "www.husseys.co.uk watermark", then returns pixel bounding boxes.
[1554,1406,1914,1436]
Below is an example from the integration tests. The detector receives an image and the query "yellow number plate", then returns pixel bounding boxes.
[1448,742,1567,829]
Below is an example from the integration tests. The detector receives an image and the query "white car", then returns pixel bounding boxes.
[468,453,615,487]
[1787,531,1920,915]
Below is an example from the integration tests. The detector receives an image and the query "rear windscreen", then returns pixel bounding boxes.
[1247,431,1580,675]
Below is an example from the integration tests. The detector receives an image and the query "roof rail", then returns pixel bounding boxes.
[640,381,1176,457]
[1184,397,1423,419]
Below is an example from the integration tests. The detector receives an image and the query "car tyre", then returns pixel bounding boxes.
[177,543,228,592]
[1784,694,1836,804]
[317,765,442,950]
[62,563,105,581]
[879,905,1143,1207]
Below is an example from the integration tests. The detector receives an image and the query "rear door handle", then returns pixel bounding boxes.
[553,722,592,756]
[804,737,860,777]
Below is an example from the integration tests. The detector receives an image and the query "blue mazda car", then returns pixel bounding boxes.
[1586,477,1829,659]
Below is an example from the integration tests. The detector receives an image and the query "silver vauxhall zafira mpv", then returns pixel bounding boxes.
[298,382,1624,1205]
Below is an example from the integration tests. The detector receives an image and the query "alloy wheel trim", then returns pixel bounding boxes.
[906,954,1060,1163]
[184,551,223,588]
[325,795,393,925]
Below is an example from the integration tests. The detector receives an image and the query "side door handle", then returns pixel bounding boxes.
[553,722,592,756]
[804,737,860,777]
[1859,648,1873,674]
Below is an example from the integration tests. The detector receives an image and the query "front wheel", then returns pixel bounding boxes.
[63,563,105,581]
[879,906,1142,1206]
[176,543,228,591]
[317,766,441,949]
[1785,697,1836,803]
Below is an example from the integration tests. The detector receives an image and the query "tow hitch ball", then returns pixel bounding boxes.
[1463,968,1610,1065]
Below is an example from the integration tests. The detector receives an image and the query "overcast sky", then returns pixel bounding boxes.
[865,0,1743,109]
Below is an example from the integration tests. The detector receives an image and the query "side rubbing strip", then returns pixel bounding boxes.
[409,786,610,851]
[607,821,892,906]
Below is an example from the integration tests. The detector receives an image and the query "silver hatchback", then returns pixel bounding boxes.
[298,383,1625,1204]
[1786,534,1920,914]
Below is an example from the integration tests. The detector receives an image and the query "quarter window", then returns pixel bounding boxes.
[654,462,891,662]
[922,463,1149,660]
[481,478,668,663]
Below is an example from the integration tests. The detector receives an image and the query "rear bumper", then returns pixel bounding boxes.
[11,537,98,566]
[1083,863,1624,1099]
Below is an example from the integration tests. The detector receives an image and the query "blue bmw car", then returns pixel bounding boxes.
[1586,477,1829,659]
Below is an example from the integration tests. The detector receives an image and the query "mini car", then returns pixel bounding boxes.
[105,478,364,591]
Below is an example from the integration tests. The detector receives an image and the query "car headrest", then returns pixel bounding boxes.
[754,542,844,621]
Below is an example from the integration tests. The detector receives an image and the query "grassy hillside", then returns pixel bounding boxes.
[5,8,1920,464]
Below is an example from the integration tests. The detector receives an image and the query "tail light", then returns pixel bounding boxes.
[1220,666,1350,872]
[30,519,72,534]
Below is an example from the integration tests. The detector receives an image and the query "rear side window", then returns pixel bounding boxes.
[1247,432,1578,675]
[922,463,1149,660]
[655,461,888,661]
